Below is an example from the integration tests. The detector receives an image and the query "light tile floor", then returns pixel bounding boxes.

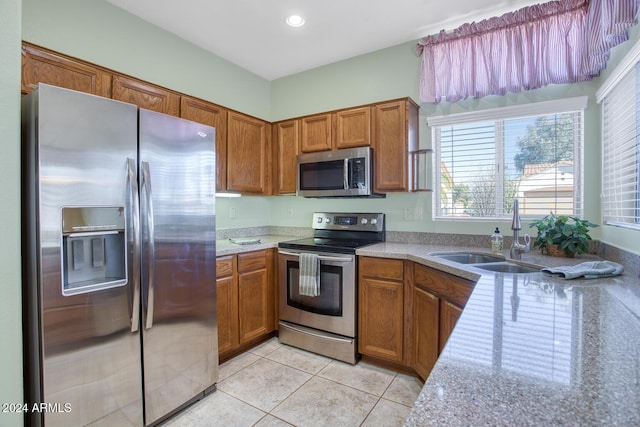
[162,338,423,427]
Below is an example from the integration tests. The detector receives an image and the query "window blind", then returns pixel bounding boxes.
[432,104,584,220]
[601,63,640,230]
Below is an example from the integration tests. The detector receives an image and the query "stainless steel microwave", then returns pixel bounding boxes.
[297,147,381,197]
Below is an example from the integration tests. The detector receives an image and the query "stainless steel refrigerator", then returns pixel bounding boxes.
[22,83,218,426]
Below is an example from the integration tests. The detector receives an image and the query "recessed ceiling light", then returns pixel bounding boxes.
[285,15,305,28]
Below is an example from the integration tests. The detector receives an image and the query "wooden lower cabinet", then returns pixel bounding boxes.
[439,299,463,353]
[216,249,275,360]
[358,257,406,364]
[413,263,474,380]
[216,256,238,355]
[237,250,274,344]
[413,286,440,379]
[357,257,475,379]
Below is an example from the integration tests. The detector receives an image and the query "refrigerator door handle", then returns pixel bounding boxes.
[141,161,156,330]
[127,158,141,333]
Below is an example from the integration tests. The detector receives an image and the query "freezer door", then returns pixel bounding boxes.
[22,84,143,427]
[138,109,218,425]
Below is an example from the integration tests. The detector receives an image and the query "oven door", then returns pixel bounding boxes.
[278,250,356,338]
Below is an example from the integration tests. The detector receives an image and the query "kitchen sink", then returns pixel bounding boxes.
[432,252,505,264]
[431,252,541,274]
[472,262,540,274]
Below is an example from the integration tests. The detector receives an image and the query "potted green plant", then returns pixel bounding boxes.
[529,213,598,257]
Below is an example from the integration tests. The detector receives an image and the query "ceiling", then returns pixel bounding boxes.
[106,0,543,81]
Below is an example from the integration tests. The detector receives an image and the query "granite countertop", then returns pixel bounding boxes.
[216,234,294,256]
[216,235,640,424]
[357,243,640,426]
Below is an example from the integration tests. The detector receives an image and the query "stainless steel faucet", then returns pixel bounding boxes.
[510,199,530,260]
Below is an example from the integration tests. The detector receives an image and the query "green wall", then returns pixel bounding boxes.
[0,0,23,424]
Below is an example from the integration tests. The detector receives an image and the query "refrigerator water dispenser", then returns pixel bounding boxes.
[61,207,127,296]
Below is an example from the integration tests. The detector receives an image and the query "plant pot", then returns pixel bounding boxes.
[546,244,575,258]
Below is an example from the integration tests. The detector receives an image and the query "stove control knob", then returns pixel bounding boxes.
[371,218,378,225]
[324,217,331,224]
[361,218,368,225]
[316,217,323,224]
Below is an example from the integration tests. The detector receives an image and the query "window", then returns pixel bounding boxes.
[428,98,587,220]
[599,55,640,231]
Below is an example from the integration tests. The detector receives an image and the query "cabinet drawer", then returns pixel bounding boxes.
[414,264,474,308]
[238,250,267,273]
[359,257,404,281]
[216,256,234,278]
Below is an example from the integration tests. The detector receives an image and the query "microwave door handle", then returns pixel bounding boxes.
[343,158,349,190]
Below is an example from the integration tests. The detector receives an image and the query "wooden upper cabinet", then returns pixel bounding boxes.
[373,99,419,192]
[334,107,371,149]
[21,43,111,97]
[301,113,332,152]
[273,119,300,195]
[227,111,271,194]
[180,96,228,192]
[112,75,180,116]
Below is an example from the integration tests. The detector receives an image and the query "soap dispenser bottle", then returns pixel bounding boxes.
[491,227,503,254]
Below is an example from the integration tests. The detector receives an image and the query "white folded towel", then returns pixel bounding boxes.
[541,261,624,279]
[299,253,320,297]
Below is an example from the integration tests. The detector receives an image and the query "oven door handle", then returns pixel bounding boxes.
[278,251,353,263]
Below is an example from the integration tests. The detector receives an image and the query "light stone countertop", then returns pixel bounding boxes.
[215,235,640,425]
[356,242,640,426]
[215,234,293,256]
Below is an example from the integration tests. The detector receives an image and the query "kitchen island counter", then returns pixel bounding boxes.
[356,243,640,426]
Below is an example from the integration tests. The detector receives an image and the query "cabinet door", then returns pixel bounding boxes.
[414,263,474,308]
[301,114,332,152]
[217,274,239,354]
[274,119,300,194]
[216,256,238,355]
[237,251,273,344]
[238,268,270,344]
[413,286,440,380]
[358,276,404,362]
[334,107,371,149]
[227,112,270,194]
[112,75,180,116]
[373,99,419,192]
[181,96,228,192]
[21,43,111,96]
[439,299,463,353]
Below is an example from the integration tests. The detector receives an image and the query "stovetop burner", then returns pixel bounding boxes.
[278,212,385,254]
